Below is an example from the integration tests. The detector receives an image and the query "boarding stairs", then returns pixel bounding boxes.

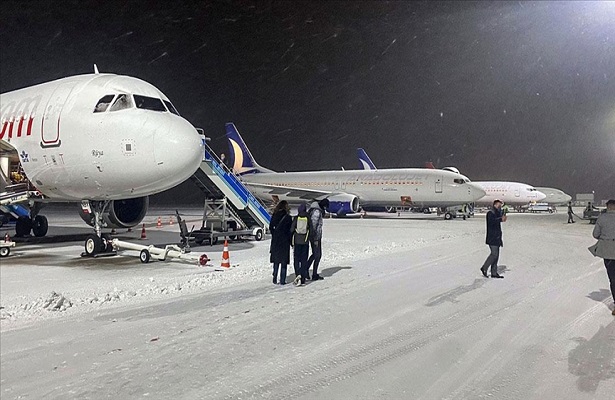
[189,143,271,233]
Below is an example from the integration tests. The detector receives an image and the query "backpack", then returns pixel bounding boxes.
[295,216,309,235]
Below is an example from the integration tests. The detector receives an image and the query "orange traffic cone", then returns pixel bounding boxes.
[156,217,162,228]
[220,239,231,268]
[169,216,173,226]
[4,233,10,242]
[140,223,147,240]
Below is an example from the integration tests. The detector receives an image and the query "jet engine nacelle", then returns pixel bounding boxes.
[326,194,360,216]
[79,197,149,228]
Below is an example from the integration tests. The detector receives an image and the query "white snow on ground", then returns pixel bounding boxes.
[1,209,614,399]
[0,209,476,329]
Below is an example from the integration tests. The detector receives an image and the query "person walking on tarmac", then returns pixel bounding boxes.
[307,198,329,280]
[269,201,292,285]
[567,201,575,223]
[291,203,312,286]
[589,199,615,315]
[481,199,507,278]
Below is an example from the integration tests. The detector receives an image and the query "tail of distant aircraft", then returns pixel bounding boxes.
[225,123,274,175]
[357,148,377,170]
[425,162,436,169]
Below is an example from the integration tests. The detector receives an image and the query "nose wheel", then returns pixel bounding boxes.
[81,200,115,257]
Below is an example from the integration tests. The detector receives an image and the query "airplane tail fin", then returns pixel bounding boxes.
[225,123,274,174]
[357,148,377,170]
[425,162,436,169]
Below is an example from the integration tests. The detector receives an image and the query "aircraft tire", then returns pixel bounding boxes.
[16,217,32,237]
[84,234,103,256]
[32,215,49,237]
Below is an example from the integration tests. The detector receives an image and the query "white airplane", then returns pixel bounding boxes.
[226,123,486,216]
[357,149,547,206]
[534,187,572,205]
[0,69,204,255]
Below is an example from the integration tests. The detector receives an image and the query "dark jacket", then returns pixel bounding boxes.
[269,209,292,263]
[485,207,504,247]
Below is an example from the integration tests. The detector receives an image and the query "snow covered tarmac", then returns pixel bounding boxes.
[1,209,613,399]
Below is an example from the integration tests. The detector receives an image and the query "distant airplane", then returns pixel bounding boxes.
[0,70,204,254]
[534,187,572,205]
[356,149,547,206]
[226,123,486,216]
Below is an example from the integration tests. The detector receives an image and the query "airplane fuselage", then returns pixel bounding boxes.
[240,168,486,208]
[474,181,546,206]
[1,74,203,201]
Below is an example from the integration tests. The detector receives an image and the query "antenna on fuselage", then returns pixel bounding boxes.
[94,64,100,74]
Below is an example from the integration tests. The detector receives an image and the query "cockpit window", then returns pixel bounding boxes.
[453,178,466,184]
[93,95,115,113]
[109,94,133,111]
[163,100,180,116]
[134,95,166,112]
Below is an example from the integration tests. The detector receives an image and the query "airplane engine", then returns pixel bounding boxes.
[326,194,360,216]
[79,196,149,229]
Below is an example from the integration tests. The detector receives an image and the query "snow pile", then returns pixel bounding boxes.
[1,291,72,321]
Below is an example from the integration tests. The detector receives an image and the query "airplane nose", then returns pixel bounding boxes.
[155,118,203,182]
[535,190,547,202]
[468,183,486,201]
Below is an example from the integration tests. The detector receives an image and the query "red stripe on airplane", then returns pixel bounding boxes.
[27,116,34,136]
[0,121,7,139]
[17,116,25,137]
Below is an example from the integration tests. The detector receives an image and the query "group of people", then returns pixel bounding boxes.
[269,199,329,286]
[484,197,615,315]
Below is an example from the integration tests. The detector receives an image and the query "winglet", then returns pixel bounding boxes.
[94,64,100,74]
[357,148,377,170]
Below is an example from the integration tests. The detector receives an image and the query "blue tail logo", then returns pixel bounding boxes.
[225,123,273,174]
[357,148,377,170]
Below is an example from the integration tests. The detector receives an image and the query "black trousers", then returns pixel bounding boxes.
[605,259,615,303]
[567,212,574,223]
[293,244,309,283]
[307,239,322,277]
[272,262,288,284]
[481,245,500,275]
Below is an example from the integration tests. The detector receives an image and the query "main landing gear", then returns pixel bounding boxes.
[15,203,49,237]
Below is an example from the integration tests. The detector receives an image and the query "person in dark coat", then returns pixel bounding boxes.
[567,201,575,223]
[291,202,312,286]
[269,201,292,284]
[480,199,507,278]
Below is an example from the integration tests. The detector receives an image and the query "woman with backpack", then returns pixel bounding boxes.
[291,202,312,286]
[269,201,292,285]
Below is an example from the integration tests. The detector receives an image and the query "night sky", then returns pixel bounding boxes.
[1,0,614,202]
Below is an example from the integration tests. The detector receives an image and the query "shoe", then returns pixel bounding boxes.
[273,277,277,284]
[293,276,301,286]
[280,281,286,285]
[305,276,311,281]
[491,274,504,279]
[312,274,324,280]
[480,268,488,278]
[612,308,615,316]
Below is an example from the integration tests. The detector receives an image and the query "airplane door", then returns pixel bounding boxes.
[41,84,72,148]
[435,176,443,193]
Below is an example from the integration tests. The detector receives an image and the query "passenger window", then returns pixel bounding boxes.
[163,100,180,115]
[134,95,166,112]
[109,94,133,111]
[93,95,115,113]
